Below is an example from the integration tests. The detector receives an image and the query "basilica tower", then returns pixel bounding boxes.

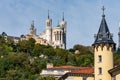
[92,7,116,80]
[29,20,36,35]
[46,10,52,44]
[52,13,67,49]
[60,12,67,49]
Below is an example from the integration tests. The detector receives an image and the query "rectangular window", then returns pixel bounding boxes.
[98,67,102,74]
[98,55,102,62]
[83,77,87,80]
[112,76,116,80]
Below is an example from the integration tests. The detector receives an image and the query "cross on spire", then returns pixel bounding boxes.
[102,6,105,17]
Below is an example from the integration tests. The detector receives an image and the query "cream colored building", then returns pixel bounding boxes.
[59,67,94,80]
[40,65,94,80]
[23,12,67,49]
[92,7,116,80]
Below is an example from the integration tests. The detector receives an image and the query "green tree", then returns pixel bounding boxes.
[38,76,55,80]
[17,38,35,54]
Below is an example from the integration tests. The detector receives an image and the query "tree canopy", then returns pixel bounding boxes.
[0,37,119,79]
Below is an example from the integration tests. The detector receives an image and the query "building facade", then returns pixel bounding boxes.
[40,65,94,80]
[25,12,67,49]
[0,12,67,49]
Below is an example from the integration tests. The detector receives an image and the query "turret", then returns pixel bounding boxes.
[60,12,67,49]
[29,20,36,35]
[45,10,52,44]
[61,12,67,33]
[46,10,52,27]
[92,6,116,80]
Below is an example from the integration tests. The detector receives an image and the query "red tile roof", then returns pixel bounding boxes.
[58,67,94,80]
[70,67,94,74]
[47,66,94,74]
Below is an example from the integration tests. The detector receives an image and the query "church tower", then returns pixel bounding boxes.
[29,20,36,35]
[92,6,116,80]
[46,10,52,44]
[60,12,67,49]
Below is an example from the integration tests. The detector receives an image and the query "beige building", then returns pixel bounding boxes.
[92,6,116,80]
[40,65,94,80]
[59,67,94,80]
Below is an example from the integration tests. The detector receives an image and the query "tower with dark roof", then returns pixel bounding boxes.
[92,6,116,80]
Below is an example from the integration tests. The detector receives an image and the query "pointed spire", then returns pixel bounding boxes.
[57,19,60,27]
[48,10,50,19]
[62,12,64,21]
[119,27,120,33]
[58,19,59,24]
[93,6,115,44]
[118,23,120,35]
[31,20,34,28]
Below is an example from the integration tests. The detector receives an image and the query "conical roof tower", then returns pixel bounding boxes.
[93,7,115,47]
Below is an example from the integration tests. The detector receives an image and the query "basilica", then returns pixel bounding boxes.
[23,12,67,49]
[1,12,67,49]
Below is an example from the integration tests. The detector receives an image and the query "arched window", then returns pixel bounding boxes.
[98,33,102,40]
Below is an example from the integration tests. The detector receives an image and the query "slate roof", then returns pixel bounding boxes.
[93,14,115,45]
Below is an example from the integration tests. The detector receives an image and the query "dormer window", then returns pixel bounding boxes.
[94,34,97,39]
[107,32,111,39]
[98,33,102,40]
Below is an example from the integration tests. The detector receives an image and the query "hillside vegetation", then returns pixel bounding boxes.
[0,35,120,80]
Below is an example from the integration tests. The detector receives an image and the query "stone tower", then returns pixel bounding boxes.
[60,12,67,49]
[46,10,52,44]
[52,13,67,49]
[29,20,36,35]
[27,11,67,49]
[92,6,116,80]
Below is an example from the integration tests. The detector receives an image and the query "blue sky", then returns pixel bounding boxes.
[0,0,120,49]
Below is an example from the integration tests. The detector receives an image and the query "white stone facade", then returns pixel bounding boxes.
[25,14,67,49]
